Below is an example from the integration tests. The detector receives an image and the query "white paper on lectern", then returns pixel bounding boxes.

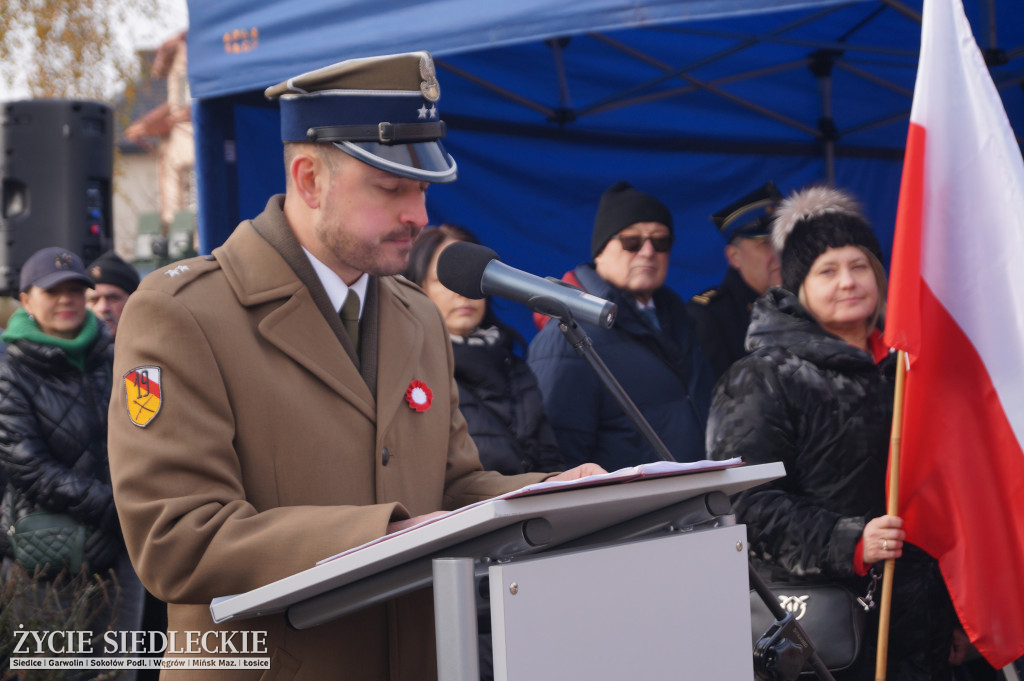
[209,459,782,624]
[316,457,743,565]
[502,457,745,497]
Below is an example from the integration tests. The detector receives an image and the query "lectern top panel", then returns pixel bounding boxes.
[211,460,784,623]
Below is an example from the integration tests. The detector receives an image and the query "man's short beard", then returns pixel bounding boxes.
[314,218,418,278]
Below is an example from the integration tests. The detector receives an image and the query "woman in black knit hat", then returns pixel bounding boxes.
[707,186,956,680]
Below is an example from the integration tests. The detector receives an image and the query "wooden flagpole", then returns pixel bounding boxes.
[876,349,908,681]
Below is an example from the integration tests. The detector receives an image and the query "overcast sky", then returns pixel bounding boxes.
[0,0,190,101]
[138,0,189,49]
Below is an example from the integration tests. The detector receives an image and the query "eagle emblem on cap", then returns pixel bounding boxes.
[54,252,74,269]
[419,56,440,102]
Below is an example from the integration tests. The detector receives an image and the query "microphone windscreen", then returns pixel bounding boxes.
[435,241,498,299]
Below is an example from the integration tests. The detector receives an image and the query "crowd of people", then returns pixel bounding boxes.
[0,247,146,679]
[0,49,1003,681]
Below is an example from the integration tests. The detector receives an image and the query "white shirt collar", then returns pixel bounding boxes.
[301,247,368,317]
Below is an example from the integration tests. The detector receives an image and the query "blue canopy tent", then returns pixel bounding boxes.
[186,0,1024,339]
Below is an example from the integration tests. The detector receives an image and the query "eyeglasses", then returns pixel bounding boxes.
[614,234,674,253]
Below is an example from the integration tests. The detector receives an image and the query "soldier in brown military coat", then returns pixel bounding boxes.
[107,52,601,681]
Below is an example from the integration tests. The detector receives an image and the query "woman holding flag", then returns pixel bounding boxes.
[707,186,956,680]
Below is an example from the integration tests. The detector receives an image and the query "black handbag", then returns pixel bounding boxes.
[750,583,867,672]
[7,510,88,577]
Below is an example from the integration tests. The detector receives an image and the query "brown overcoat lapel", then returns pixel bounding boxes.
[215,202,377,416]
[215,197,433,433]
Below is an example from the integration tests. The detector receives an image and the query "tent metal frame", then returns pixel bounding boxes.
[435,0,1020,182]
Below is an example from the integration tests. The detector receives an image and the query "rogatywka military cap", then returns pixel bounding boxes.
[711,181,783,242]
[265,51,457,183]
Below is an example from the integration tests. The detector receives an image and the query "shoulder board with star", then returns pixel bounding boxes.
[138,255,222,296]
[690,287,719,306]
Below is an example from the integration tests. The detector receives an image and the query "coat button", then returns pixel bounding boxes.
[381,447,391,465]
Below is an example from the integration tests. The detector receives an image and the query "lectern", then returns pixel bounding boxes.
[211,461,784,680]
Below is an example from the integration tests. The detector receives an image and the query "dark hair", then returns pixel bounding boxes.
[405,223,479,287]
[404,223,526,351]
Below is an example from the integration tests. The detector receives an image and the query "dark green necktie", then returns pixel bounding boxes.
[340,289,360,355]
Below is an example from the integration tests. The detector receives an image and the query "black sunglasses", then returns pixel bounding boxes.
[614,234,674,253]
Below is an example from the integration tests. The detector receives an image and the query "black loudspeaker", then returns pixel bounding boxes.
[0,99,113,296]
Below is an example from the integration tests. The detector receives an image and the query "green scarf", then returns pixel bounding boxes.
[2,308,100,371]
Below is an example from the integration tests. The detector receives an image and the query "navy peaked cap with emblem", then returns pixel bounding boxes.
[712,182,783,242]
[265,51,457,183]
[19,246,93,292]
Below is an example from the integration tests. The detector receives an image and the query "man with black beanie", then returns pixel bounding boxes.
[86,250,140,338]
[528,181,715,470]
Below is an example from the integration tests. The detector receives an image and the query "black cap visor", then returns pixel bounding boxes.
[335,139,457,183]
[27,271,94,293]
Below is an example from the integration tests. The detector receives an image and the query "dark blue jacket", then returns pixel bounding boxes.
[686,266,761,380]
[527,264,714,470]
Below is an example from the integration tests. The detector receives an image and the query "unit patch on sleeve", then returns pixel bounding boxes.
[124,366,163,428]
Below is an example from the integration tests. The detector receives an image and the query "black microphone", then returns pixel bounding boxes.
[436,241,617,329]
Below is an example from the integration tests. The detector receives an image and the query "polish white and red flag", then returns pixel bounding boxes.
[885,0,1024,667]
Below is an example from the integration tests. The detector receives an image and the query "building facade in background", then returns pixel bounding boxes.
[120,32,195,271]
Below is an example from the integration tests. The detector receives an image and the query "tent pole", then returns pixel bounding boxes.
[547,38,574,112]
[820,68,834,184]
[985,0,998,49]
[877,0,922,24]
[436,60,556,117]
[589,33,819,136]
[824,131,835,185]
[811,50,837,184]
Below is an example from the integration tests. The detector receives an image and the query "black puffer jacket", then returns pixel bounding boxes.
[453,326,564,475]
[708,288,892,585]
[708,289,954,680]
[0,324,122,573]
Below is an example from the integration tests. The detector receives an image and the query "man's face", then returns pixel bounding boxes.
[725,235,781,295]
[312,151,430,284]
[86,283,130,337]
[593,221,671,304]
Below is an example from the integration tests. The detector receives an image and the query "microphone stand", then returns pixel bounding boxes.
[749,565,837,681]
[548,303,676,463]
[546,300,836,681]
